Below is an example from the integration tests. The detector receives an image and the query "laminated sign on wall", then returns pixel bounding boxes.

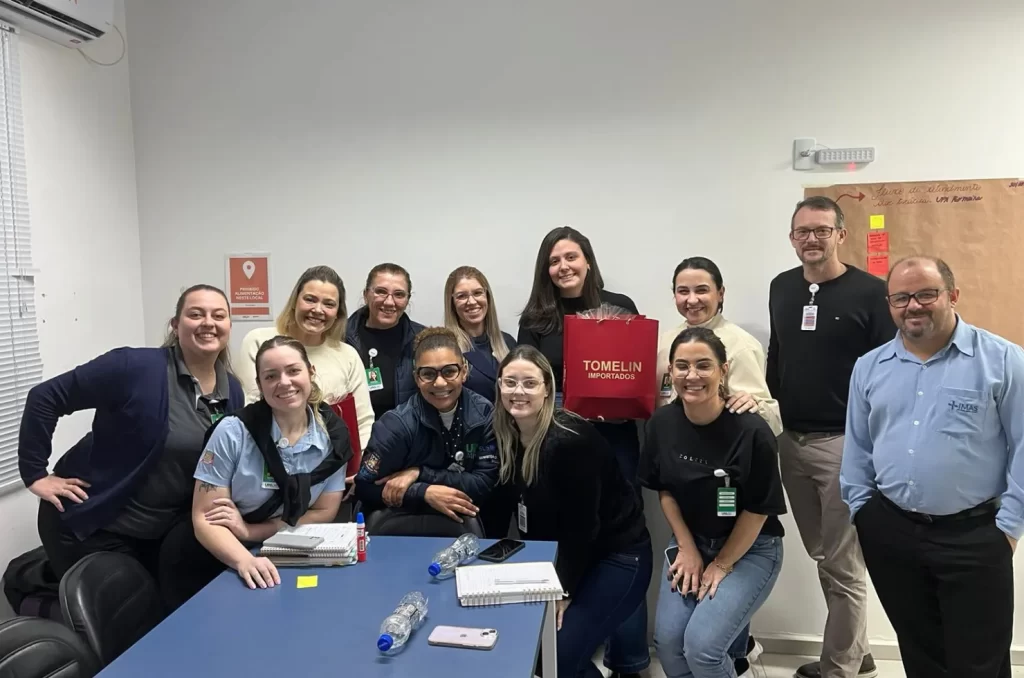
[226,253,272,320]
[805,179,1024,347]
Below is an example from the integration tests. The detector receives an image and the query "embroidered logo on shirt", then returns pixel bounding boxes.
[948,399,979,414]
[678,454,710,465]
[201,450,215,465]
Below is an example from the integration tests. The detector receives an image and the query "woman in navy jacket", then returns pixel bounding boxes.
[354,327,498,537]
[442,265,516,403]
[18,284,244,606]
[345,263,425,419]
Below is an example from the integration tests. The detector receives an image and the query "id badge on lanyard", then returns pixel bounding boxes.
[714,469,736,518]
[517,501,528,533]
[366,348,384,391]
[801,283,820,332]
[261,462,279,491]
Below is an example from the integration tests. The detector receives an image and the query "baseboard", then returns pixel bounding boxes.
[755,633,1024,666]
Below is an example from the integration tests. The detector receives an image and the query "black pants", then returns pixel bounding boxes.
[856,493,1013,678]
[37,501,223,613]
[365,507,484,538]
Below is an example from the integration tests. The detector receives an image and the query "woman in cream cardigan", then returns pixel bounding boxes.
[236,266,374,452]
[655,256,781,674]
[656,257,781,434]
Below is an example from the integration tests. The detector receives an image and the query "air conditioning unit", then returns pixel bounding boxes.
[0,0,113,48]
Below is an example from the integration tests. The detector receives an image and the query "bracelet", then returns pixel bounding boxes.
[711,559,734,574]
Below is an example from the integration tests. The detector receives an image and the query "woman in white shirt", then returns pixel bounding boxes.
[656,257,781,435]
[236,265,374,451]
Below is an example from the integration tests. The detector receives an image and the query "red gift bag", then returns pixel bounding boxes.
[330,393,362,477]
[562,315,660,420]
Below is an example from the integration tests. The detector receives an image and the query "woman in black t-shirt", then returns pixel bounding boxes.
[640,327,786,678]
[491,345,651,678]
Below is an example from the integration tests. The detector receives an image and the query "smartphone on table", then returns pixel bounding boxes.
[428,626,499,650]
[478,538,526,563]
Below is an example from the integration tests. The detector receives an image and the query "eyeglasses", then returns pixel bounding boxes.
[499,377,544,394]
[453,289,487,304]
[790,227,837,241]
[673,360,717,377]
[887,289,943,308]
[415,363,462,383]
[371,287,409,302]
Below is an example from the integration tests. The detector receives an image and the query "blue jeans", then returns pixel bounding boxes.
[654,534,783,678]
[592,419,651,674]
[557,538,653,677]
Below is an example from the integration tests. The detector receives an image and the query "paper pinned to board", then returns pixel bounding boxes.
[867,254,890,277]
[867,232,889,253]
[869,215,885,229]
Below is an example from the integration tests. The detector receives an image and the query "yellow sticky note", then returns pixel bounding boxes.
[869,214,885,229]
[297,575,318,589]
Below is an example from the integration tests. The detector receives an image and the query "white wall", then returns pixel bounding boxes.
[0,2,143,616]
[124,0,1024,653]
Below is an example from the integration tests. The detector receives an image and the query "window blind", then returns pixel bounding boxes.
[0,27,41,494]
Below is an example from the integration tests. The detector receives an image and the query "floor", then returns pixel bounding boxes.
[631,653,1024,677]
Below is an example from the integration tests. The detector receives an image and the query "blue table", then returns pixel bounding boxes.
[97,537,558,678]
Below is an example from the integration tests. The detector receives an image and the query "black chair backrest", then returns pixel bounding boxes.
[0,615,100,678]
[59,552,164,667]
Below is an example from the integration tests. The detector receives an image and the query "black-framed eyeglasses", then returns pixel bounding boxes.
[886,289,943,308]
[415,363,462,383]
[790,226,837,241]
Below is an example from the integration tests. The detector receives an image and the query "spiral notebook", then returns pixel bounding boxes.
[455,561,564,607]
[259,523,357,566]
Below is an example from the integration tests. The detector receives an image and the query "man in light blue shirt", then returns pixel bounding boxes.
[841,256,1021,678]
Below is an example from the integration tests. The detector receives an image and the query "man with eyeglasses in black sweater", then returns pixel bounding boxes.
[766,196,894,678]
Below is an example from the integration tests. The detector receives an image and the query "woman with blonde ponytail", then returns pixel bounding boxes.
[489,345,651,678]
[174,336,354,599]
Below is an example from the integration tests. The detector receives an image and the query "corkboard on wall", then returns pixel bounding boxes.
[803,179,1024,347]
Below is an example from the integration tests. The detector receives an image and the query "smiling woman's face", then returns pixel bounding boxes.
[673,268,723,325]
[257,345,313,412]
[415,347,466,411]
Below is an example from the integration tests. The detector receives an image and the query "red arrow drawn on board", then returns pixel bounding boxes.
[836,191,866,203]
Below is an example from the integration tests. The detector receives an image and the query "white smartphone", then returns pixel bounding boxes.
[263,533,324,551]
[427,626,499,650]
[665,545,679,569]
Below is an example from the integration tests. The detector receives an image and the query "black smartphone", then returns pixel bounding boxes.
[478,539,526,563]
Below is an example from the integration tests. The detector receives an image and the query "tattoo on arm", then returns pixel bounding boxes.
[199,482,219,493]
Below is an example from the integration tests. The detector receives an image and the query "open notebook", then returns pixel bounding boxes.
[455,561,564,607]
[259,523,357,566]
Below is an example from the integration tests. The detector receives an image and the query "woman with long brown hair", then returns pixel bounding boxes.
[18,284,245,609]
[443,265,516,403]
[518,226,649,677]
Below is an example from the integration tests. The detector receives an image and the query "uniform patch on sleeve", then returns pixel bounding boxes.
[201,450,215,465]
[363,452,380,474]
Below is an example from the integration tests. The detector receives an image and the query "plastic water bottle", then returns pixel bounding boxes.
[377,591,428,655]
[428,533,481,579]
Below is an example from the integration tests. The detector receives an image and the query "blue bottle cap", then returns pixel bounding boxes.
[356,512,365,524]
[377,634,394,652]
[428,562,442,577]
